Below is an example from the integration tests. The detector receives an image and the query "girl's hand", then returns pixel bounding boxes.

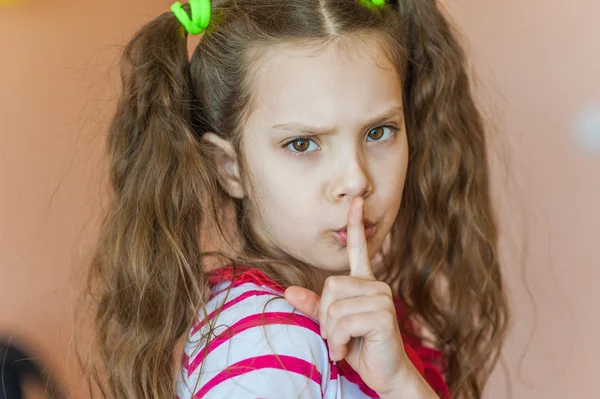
[285,197,411,397]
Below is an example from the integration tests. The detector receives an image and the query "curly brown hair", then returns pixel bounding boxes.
[80,0,509,398]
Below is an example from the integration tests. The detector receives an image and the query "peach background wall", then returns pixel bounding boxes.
[1,0,598,398]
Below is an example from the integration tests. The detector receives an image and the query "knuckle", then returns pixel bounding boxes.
[318,305,328,322]
[337,315,351,331]
[374,281,393,297]
[318,307,327,323]
[327,302,341,320]
[324,276,346,293]
[324,276,338,292]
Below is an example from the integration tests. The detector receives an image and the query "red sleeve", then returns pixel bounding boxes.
[394,298,451,399]
[403,342,450,399]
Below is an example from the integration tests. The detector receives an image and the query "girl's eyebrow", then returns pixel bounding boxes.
[269,104,404,135]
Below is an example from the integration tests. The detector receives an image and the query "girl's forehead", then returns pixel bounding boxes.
[246,39,403,130]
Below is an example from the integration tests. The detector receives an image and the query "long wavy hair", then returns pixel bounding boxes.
[81,0,509,397]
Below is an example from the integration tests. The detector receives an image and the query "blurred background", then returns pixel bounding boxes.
[1,0,598,398]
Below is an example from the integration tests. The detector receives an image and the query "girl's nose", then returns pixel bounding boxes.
[329,152,373,201]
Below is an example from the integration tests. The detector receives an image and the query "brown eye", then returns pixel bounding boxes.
[366,126,395,142]
[368,127,384,141]
[285,137,319,153]
[292,139,309,152]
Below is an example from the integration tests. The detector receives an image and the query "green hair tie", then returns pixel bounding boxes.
[359,0,386,9]
[171,0,212,35]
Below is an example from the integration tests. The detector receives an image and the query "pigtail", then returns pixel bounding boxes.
[85,7,216,398]
[392,1,510,398]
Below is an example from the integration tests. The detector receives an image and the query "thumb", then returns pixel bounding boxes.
[284,286,320,320]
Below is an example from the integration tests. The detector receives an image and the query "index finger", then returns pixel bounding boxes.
[346,197,374,280]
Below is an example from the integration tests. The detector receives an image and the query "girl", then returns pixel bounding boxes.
[83,0,509,398]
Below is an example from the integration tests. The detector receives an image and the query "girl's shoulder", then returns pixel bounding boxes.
[184,265,320,362]
[197,265,299,334]
[177,266,332,399]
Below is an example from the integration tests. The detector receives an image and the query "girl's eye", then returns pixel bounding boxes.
[285,138,320,154]
[367,126,395,142]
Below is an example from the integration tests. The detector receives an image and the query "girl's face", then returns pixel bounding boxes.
[241,37,408,274]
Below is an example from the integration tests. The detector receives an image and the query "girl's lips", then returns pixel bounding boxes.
[333,224,376,245]
[334,219,375,233]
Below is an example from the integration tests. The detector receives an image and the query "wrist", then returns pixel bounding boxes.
[379,355,439,399]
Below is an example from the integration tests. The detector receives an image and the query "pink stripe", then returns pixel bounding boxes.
[208,266,286,295]
[208,276,273,301]
[208,270,284,300]
[192,355,322,398]
[186,312,320,375]
[192,290,277,335]
[208,280,277,301]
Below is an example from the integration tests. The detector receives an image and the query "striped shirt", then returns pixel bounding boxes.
[176,266,450,399]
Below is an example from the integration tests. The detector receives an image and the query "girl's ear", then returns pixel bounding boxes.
[202,133,245,199]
